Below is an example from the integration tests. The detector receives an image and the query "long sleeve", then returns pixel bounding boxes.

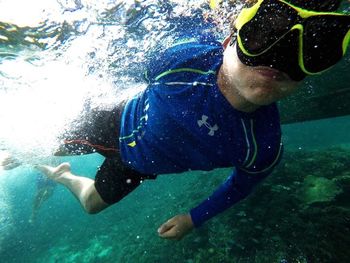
[189,168,270,227]
[189,136,284,228]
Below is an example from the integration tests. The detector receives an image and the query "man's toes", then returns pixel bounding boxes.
[35,165,54,175]
[35,163,71,176]
[57,162,71,173]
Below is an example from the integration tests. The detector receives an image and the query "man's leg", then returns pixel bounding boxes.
[55,108,121,157]
[36,106,133,213]
[36,157,156,214]
[36,163,109,214]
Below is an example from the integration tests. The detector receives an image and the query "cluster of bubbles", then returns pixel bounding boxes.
[0,0,241,163]
[0,183,14,253]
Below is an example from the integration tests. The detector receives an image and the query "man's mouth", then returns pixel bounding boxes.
[255,66,289,81]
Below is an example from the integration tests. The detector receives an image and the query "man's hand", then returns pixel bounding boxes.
[158,214,194,240]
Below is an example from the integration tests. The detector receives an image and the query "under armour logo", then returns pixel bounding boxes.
[197,115,219,136]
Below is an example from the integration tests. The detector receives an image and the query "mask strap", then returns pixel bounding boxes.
[229,32,237,46]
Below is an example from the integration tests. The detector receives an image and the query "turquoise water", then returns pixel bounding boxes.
[0,1,350,262]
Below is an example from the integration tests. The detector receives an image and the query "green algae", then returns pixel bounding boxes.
[298,175,342,205]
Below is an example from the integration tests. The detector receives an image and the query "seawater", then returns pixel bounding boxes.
[0,1,349,262]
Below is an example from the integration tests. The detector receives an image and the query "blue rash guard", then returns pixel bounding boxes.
[119,37,283,227]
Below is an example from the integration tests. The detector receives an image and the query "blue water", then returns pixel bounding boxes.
[0,1,350,262]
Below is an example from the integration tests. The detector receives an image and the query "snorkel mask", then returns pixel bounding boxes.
[234,0,350,81]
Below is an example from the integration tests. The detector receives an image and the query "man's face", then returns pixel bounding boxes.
[223,40,302,106]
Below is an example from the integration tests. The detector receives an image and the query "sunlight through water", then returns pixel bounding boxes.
[0,0,237,163]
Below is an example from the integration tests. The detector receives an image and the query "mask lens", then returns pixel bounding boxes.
[239,0,296,54]
[303,16,350,73]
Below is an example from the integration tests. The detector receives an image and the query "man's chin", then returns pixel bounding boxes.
[247,91,278,106]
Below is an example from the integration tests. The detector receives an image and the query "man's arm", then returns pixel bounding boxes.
[190,141,284,228]
[159,142,284,240]
[189,168,269,227]
[158,168,270,240]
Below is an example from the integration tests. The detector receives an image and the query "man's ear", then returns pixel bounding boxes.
[222,36,231,49]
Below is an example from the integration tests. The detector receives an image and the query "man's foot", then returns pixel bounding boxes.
[35,163,71,182]
[0,152,21,170]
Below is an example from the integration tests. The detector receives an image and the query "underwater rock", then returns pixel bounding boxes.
[208,248,215,254]
[298,175,342,205]
[334,172,350,186]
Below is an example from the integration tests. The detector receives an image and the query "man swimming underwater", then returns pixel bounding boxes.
[6,0,350,240]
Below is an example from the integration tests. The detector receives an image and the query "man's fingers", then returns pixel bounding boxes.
[158,218,182,239]
[158,225,178,239]
[158,221,174,235]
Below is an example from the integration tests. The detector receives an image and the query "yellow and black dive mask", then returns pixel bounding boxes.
[234,0,350,81]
